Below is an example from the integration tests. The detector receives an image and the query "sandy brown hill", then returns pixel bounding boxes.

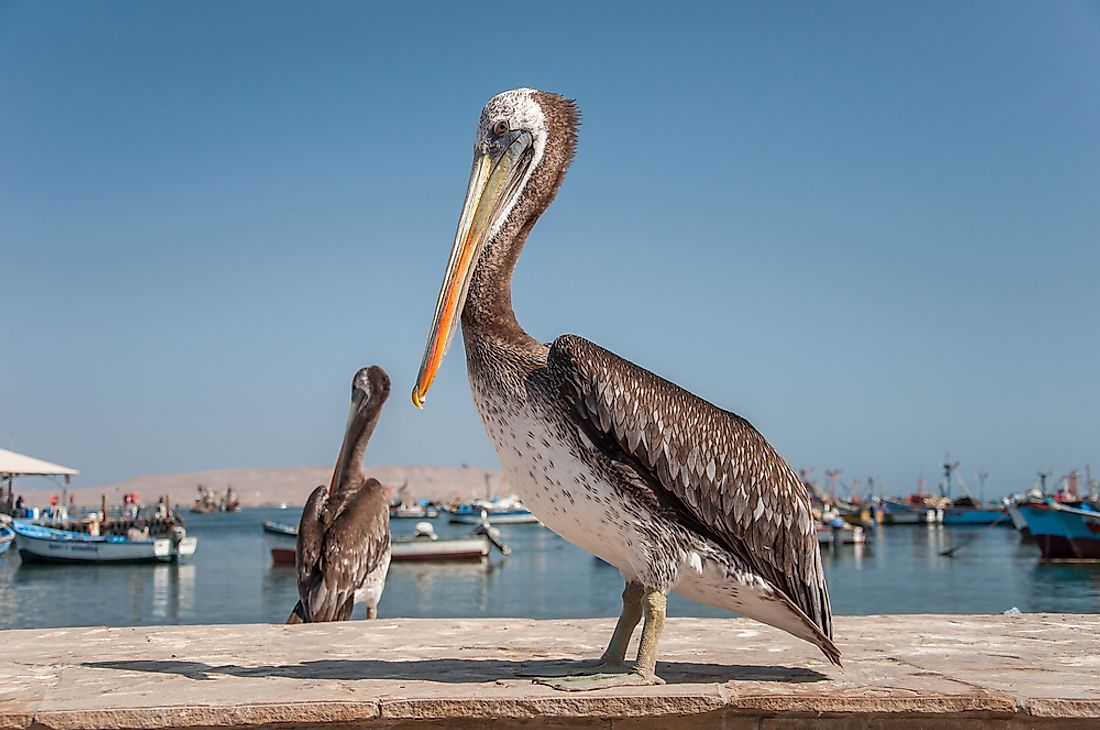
[38,464,504,510]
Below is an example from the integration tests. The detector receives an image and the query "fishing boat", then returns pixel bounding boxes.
[263,520,298,564]
[1016,502,1076,559]
[262,519,501,563]
[0,524,13,556]
[816,522,867,547]
[881,499,943,525]
[12,522,197,563]
[389,503,439,519]
[445,497,538,525]
[391,522,492,561]
[942,506,1009,525]
[1048,502,1100,559]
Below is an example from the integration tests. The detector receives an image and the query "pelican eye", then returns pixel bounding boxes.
[491,120,509,137]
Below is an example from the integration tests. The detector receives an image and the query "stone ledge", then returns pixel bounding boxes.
[1,615,1097,728]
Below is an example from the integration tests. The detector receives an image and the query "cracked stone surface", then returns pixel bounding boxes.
[1,614,1097,728]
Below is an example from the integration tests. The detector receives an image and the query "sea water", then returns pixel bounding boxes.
[0,507,1096,629]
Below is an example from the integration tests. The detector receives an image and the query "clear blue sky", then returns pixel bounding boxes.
[3,1,1098,497]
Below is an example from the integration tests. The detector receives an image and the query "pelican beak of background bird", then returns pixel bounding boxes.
[412,130,534,408]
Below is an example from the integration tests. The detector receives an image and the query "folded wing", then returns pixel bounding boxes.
[547,334,834,646]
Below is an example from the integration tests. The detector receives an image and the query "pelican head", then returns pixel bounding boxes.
[350,365,391,421]
[412,88,577,408]
[331,365,390,494]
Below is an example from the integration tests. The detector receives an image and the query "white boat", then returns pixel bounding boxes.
[817,522,867,547]
[263,521,298,564]
[13,522,197,563]
[392,522,490,560]
[0,524,13,556]
[390,504,440,519]
[263,520,497,563]
[446,496,539,524]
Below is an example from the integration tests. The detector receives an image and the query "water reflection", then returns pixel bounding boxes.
[1,507,1097,629]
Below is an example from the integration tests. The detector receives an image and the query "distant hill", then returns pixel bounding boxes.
[26,464,504,510]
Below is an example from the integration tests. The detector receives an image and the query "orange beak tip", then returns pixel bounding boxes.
[411,387,425,409]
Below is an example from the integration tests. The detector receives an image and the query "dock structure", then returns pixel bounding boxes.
[1,614,1096,728]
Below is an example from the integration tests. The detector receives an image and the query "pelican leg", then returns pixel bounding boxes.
[535,588,667,691]
[599,580,645,665]
[518,580,644,678]
[366,605,378,620]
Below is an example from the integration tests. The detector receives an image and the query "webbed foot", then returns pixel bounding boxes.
[534,668,664,692]
[516,659,627,678]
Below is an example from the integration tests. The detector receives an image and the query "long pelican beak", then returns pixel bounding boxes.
[412,132,534,408]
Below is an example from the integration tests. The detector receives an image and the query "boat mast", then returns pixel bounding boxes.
[825,469,842,504]
[1037,471,1050,496]
[942,455,959,500]
[977,470,989,505]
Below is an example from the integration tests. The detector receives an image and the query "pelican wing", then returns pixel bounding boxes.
[547,334,834,644]
[295,484,328,611]
[304,480,391,621]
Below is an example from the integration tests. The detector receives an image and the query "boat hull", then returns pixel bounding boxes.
[263,522,298,565]
[13,524,196,564]
[448,511,538,525]
[1050,505,1100,559]
[1017,504,1076,559]
[390,508,439,519]
[942,507,1009,526]
[391,537,489,561]
[881,501,941,525]
[263,520,491,563]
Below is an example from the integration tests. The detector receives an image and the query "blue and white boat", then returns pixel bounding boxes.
[1048,502,1100,560]
[0,524,14,556]
[1016,501,1076,560]
[12,522,197,564]
[445,497,539,525]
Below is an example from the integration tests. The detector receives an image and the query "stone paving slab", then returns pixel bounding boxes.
[1,614,1097,728]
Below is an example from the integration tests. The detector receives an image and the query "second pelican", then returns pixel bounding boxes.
[289,366,391,623]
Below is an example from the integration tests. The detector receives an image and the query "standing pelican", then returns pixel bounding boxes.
[412,89,840,689]
[288,366,391,623]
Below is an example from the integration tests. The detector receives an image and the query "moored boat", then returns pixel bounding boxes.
[390,503,440,519]
[1048,502,1100,560]
[263,519,499,563]
[392,522,490,561]
[942,505,1009,526]
[1016,502,1076,559]
[263,520,298,564]
[13,522,196,563]
[0,523,13,555]
[881,498,940,525]
[445,497,538,525]
[816,522,867,547]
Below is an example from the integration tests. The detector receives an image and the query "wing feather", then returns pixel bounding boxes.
[295,481,391,622]
[548,334,834,644]
[295,485,328,613]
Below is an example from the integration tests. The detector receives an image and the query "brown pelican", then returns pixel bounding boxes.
[412,89,840,689]
[288,366,391,623]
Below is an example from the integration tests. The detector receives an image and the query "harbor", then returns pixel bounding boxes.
[3,500,1099,631]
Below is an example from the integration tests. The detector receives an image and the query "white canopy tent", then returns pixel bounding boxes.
[0,448,79,480]
[1,448,79,512]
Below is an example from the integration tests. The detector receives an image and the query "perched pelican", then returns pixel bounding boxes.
[412,89,840,689]
[288,366,391,623]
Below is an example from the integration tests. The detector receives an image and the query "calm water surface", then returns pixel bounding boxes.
[1,507,1097,629]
